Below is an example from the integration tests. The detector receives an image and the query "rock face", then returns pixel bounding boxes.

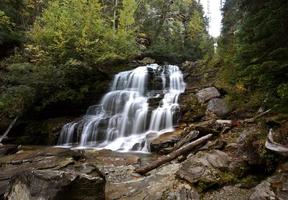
[0,146,106,200]
[196,87,220,103]
[105,163,200,200]
[5,170,105,200]
[206,98,229,117]
[177,150,230,188]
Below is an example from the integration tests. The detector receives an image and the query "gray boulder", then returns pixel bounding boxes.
[177,150,230,187]
[206,98,229,117]
[196,87,221,103]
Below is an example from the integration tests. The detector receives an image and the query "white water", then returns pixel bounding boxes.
[57,64,185,152]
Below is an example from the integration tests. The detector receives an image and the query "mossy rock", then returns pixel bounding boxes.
[180,94,206,122]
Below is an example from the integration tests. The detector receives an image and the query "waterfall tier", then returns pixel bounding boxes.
[57,64,185,152]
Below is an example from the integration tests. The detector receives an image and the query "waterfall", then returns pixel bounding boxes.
[57,64,185,152]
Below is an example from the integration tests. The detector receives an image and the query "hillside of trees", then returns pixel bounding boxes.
[217,0,288,114]
[0,0,213,133]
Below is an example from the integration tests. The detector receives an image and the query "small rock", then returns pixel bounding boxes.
[196,87,221,103]
[249,180,276,200]
[206,98,229,117]
[138,57,155,65]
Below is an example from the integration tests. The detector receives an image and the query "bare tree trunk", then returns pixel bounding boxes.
[113,0,119,30]
[135,134,213,175]
[0,117,19,143]
[243,109,272,123]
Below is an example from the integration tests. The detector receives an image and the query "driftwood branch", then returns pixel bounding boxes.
[244,109,272,123]
[0,117,18,143]
[265,129,288,156]
[135,134,213,175]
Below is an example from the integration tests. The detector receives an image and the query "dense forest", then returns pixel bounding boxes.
[217,0,288,113]
[0,0,287,199]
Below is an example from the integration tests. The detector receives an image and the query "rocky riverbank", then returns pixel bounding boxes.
[1,60,287,200]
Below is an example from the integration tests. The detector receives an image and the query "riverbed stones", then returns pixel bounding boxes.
[196,87,220,103]
[206,98,229,117]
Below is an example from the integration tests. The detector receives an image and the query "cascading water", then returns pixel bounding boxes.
[57,64,185,152]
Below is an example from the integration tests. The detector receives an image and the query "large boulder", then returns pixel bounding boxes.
[206,98,229,117]
[196,87,220,103]
[177,150,231,190]
[149,130,183,153]
[5,169,105,200]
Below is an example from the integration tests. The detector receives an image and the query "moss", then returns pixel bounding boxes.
[239,175,263,188]
[196,171,238,192]
[218,171,238,185]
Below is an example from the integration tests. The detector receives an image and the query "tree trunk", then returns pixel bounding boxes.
[135,134,213,175]
[0,117,18,143]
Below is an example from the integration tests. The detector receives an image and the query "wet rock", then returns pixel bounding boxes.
[149,130,183,153]
[84,149,140,167]
[196,87,220,103]
[5,169,105,200]
[203,186,252,200]
[177,150,230,187]
[206,98,229,117]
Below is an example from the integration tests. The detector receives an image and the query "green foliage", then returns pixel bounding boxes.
[0,10,18,47]
[217,0,288,113]
[135,0,213,61]
[28,0,137,65]
[0,85,35,118]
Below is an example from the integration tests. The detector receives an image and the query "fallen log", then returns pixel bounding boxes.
[165,130,199,154]
[243,109,272,123]
[0,116,18,143]
[265,129,288,156]
[135,134,213,175]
